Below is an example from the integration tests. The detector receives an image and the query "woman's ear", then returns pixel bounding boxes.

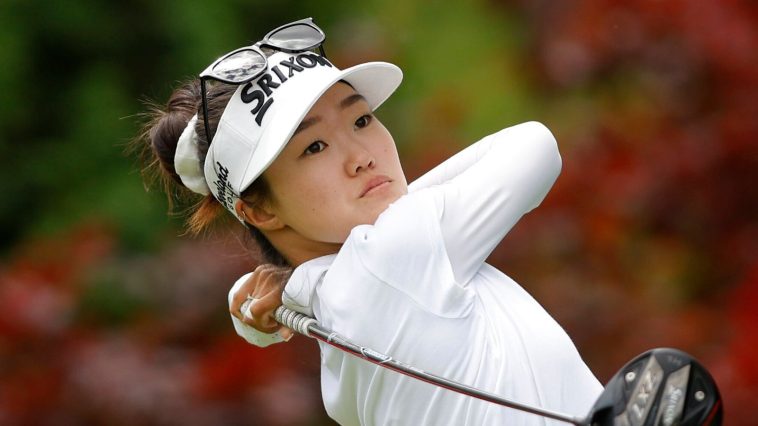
[235,199,284,231]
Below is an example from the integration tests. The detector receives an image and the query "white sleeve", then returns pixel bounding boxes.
[228,272,287,348]
[413,121,562,285]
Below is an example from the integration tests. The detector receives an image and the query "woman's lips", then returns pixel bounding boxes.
[361,176,392,197]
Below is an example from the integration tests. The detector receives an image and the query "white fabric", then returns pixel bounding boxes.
[174,114,211,195]
[204,51,402,216]
[232,121,603,424]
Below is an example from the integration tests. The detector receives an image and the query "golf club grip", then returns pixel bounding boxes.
[275,306,316,337]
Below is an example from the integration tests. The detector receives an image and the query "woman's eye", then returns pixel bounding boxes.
[355,114,373,129]
[303,141,327,155]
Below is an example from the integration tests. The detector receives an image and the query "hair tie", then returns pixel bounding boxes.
[175,114,211,195]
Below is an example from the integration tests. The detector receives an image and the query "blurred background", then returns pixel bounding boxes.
[1,0,755,424]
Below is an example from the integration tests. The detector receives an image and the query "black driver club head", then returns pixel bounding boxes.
[585,348,722,426]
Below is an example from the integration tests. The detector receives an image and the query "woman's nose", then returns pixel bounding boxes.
[344,141,375,176]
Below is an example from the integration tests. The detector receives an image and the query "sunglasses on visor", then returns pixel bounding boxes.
[198,17,326,142]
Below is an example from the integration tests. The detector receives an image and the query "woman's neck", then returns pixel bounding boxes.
[268,229,343,267]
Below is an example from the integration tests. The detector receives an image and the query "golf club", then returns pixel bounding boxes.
[273,306,723,425]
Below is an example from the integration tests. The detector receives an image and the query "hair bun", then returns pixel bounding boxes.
[149,81,202,185]
[133,78,240,237]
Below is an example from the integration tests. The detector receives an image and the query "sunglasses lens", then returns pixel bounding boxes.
[212,49,267,82]
[267,23,324,51]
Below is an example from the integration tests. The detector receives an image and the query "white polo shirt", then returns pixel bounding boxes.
[231,122,602,425]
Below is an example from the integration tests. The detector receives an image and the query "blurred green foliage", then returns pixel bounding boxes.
[0,0,544,253]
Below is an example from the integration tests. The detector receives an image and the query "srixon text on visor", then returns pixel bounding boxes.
[240,53,333,126]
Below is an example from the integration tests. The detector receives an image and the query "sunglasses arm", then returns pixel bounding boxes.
[200,78,212,146]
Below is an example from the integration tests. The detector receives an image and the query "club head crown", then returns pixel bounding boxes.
[586,348,722,426]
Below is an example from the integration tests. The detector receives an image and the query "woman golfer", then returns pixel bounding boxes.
[139,18,602,425]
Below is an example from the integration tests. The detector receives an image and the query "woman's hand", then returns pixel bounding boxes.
[230,264,294,341]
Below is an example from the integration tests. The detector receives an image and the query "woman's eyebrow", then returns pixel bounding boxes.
[340,93,367,109]
[292,93,368,137]
[293,117,320,138]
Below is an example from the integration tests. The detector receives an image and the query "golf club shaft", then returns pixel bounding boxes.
[274,306,583,425]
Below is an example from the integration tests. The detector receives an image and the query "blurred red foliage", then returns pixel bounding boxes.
[0,224,327,425]
[485,1,757,423]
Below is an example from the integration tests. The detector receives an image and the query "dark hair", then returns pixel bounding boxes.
[133,79,288,266]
